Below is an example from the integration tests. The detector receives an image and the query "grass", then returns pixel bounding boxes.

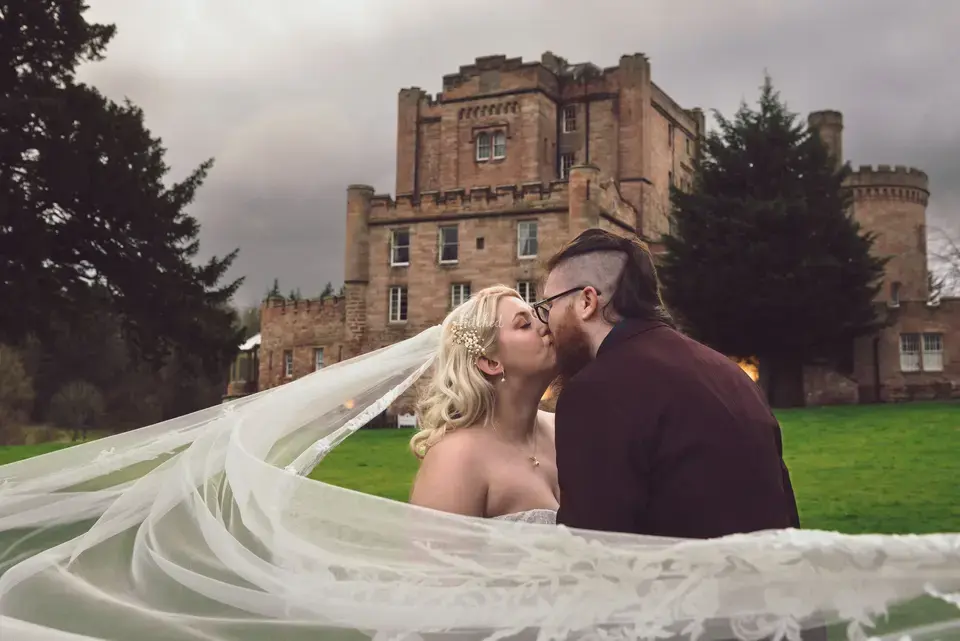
[311,401,960,535]
[2,402,958,534]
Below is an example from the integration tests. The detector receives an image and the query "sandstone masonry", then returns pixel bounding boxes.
[230,53,959,412]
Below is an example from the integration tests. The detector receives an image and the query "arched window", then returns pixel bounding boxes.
[476,132,491,161]
[492,131,506,159]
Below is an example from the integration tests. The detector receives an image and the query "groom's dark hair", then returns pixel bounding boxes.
[545,228,675,327]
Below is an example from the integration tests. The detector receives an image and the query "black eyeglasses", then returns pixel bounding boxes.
[531,286,601,324]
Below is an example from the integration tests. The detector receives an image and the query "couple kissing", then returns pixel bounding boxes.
[408,228,800,540]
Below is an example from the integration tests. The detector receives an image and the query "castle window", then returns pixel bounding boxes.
[686,138,691,155]
[314,347,324,371]
[900,332,944,372]
[668,123,675,147]
[492,131,506,159]
[390,228,410,266]
[450,283,471,308]
[890,281,901,307]
[476,237,485,250]
[517,221,538,259]
[922,333,944,371]
[283,350,293,378]
[476,132,491,161]
[517,281,536,304]
[562,105,576,133]
[389,286,408,323]
[560,153,574,179]
[439,225,458,263]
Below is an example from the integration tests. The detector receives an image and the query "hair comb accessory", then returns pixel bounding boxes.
[451,321,485,357]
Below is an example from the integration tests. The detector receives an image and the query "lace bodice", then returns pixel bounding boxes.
[492,509,557,524]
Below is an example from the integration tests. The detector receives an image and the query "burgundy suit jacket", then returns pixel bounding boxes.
[555,318,801,538]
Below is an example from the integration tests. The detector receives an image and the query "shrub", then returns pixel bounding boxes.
[0,344,36,445]
[47,380,106,441]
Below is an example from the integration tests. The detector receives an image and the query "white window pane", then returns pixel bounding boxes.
[476,133,491,160]
[922,333,944,371]
[493,132,506,158]
[899,334,920,372]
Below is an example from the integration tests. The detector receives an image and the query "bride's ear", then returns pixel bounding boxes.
[476,356,502,378]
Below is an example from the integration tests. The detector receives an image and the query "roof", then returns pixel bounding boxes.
[239,333,261,351]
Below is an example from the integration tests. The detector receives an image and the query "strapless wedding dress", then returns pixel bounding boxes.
[492,509,557,524]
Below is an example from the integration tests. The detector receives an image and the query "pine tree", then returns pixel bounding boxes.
[0,1,243,375]
[320,281,334,298]
[266,278,282,299]
[658,75,887,406]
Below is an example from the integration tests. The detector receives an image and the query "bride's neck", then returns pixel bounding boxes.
[490,377,546,443]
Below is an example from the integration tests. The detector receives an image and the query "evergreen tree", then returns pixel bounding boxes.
[0,1,243,375]
[320,281,334,298]
[266,278,282,299]
[658,76,887,406]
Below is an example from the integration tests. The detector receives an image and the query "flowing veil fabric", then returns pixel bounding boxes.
[0,324,958,641]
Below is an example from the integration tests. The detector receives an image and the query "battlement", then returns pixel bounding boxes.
[261,295,346,316]
[367,181,570,221]
[847,164,929,192]
[398,86,440,106]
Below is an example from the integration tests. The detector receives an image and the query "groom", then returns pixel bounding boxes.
[535,229,800,538]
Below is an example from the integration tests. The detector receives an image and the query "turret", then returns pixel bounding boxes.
[846,165,931,304]
[344,185,373,355]
[808,110,844,170]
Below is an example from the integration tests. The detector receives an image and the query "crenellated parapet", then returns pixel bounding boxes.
[261,295,346,320]
[368,181,570,221]
[846,165,930,205]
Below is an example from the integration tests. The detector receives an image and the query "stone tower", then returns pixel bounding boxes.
[344,184,373,357]
[808,110,844,170]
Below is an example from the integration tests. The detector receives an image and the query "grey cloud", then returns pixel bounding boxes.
[77,0,960,306]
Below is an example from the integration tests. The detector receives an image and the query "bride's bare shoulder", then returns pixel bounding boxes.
[409,426,490,515]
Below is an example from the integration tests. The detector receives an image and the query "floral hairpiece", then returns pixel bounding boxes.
[451,321,485,357]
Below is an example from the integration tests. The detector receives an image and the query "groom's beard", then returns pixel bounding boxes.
[554,317,594,386]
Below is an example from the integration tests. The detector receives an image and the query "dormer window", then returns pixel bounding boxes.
[476,130,506,161]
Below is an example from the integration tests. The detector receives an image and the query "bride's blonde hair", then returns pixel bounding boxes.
[410,284,521,458]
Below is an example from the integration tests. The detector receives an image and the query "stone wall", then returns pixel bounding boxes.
[258,297,347,390]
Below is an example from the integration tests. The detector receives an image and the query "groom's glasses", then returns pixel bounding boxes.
[531,287,601,324]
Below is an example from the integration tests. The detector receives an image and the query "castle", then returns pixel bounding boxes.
[225,52,959,414]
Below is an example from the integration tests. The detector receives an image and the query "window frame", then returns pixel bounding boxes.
[389,286,408,323]
[476,132,492,161]
[438,225,459,264]
[517,220,538,259]
[450,283,471,309]
[562,105,576,133]
[390,228,410,267]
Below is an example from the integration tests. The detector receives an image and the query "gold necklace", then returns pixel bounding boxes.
[492,420,540,467]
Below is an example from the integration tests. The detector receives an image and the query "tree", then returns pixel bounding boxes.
[320,281,334,298]
[266,278,282,299]
[0,1,243,375]
[929,227,960,298]
[657,76,888,407]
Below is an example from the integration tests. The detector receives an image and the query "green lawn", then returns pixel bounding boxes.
[310,400,960,535]
[2,401,958,534]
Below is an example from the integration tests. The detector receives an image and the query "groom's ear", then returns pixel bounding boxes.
[578,286,602,320]
[476,356,502,378]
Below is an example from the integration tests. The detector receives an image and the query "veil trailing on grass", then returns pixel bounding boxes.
[0,325,958,641]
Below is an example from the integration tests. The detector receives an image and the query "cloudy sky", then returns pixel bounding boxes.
[78,0,959,307]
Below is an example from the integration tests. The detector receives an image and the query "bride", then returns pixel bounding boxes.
[408,284,560,522]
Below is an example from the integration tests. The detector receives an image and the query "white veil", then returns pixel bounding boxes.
[0,324,958,641]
